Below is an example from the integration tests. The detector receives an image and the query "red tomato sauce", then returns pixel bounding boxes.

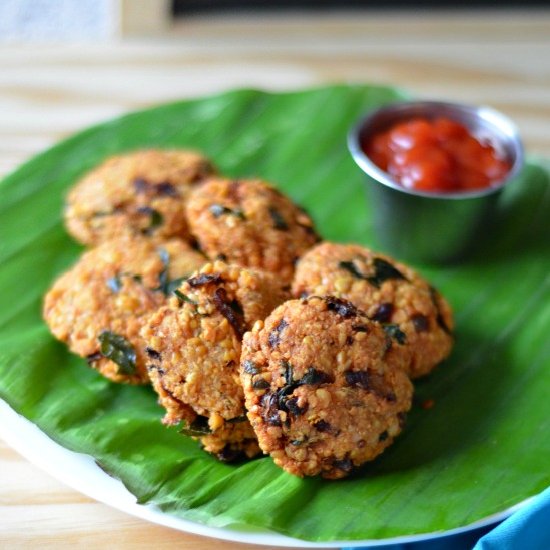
[363,117,511,193]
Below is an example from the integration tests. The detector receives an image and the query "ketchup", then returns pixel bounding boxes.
[363,117,511,193]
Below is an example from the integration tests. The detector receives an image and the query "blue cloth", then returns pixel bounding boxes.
[474,487,550,550]
[342,487,550,550]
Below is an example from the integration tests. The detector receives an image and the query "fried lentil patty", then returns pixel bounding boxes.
[240,296,414,479]
[141,261,289,458]
[185,178,319,283]
[292,242,454,378]
[43,236,206,384]
[65,149,214,245]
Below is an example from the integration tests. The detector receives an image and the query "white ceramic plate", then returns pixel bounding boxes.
[0,398,529,548]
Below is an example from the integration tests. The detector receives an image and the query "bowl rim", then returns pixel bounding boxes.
[347,100,525,200]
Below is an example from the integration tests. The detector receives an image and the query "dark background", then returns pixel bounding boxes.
[173,0,550,14]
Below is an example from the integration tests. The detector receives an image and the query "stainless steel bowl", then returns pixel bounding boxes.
[348,100,524,264]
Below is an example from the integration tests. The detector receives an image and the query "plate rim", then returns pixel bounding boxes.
[0,398,531,548]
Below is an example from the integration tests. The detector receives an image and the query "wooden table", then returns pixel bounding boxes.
[1,10,549,548]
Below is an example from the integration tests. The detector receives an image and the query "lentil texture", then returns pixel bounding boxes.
[292,242,454,378]
[240,296,413,478]
[43,236,205,384]
[186,178,319,283]
[141,261,289,458]
[65,149,214,245]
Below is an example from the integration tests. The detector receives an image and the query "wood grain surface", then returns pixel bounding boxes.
[1,10,549,549]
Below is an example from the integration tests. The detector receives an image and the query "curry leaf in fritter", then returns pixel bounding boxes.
[173,289,196,306]
[98,331,137,375]
[180,415,212,436]
[383,323,407,345]
[368,258,407,288]
[338,260,365,279]
[339,258,407,288]
[209,204,246,220]
[268,207,289,230]
[137,206,164,234]
[154,249,189,296]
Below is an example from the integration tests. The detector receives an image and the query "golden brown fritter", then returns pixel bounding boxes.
[240,296,414,479]
[43,236,206,384]
[141,261,289,459]
[292,242,454,378]
[185,178,319,283]
[65,149,215,245]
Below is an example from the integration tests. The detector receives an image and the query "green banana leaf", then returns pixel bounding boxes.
[0,85,548,543]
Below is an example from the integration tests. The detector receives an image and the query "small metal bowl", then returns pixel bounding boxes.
[348,100,524,264]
